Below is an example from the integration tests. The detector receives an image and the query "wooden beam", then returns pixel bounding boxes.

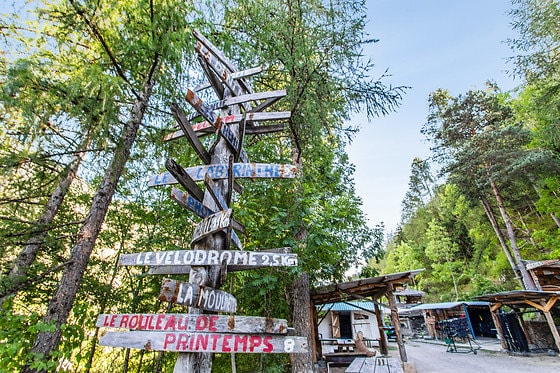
[490,302,503,313]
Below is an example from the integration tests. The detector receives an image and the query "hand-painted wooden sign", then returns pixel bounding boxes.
[191,209,233,246]
[171,104,211,164]
[186,90,287,122]
[170,187,214,219]
[185,89,249,163]
[159,278,237,313]
[169,187,243,250]
[99,331,308,353]
[166,158,205,202]
[119,248,298,268]
[148,163,298,186]
[97,314,288,334]
[196,42,249,103]
[163,111,289,143]
[193,66,263,93]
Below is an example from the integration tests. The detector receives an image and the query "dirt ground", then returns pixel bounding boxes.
[325,339,560,373]
[398,340,560,373]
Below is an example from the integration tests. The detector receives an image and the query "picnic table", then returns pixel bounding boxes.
[346,356,403,373]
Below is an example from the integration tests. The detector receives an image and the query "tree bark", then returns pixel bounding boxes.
[0,134,91,308]
[480,196,524,288]
[488,178,536,290]
[21,72,156,373]
[291,272,314,373]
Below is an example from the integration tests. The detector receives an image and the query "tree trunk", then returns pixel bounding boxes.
[488,178,536,290]
[291,272,314,373]
[480,196,524,288]
[0,134,91,308]
[21,74,156,373]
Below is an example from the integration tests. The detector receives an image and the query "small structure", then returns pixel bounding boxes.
[317,300,386,351]
[394,288,425,338]
[310,269,424,368]
[476,290,560,352]
[406,301,495,340]
[474,259,560,353]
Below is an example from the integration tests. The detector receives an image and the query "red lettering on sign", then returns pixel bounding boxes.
[208,315,218,332]
[110,314,117,327]
[234,335,248,352]
[222,334,232,352]
[177,316,188,330]
[195,315,208,331]
[195,334,209,350]
[263,336,273,353]
[119,315,129,328]
[163,315,175,331]
[249,336,262,352]
[164,333,176,349]
[176,333,188,350]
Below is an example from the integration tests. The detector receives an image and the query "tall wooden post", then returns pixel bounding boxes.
[373,300,388,356]
[386,283,407,363]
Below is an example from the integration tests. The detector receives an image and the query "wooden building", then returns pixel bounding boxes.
[309,269,423,366]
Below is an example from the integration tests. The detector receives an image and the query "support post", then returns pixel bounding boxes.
[386,283,407,363]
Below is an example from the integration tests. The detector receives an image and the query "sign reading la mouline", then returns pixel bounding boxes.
[97,30,307,365]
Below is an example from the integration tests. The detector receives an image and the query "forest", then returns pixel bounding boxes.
[0,0,558,372]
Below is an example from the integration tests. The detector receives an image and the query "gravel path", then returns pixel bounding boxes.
[405,340,560,373]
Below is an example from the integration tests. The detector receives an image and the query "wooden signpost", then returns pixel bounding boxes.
[99,331,308,354]
[148,162,298,187]
[97,30,306,372]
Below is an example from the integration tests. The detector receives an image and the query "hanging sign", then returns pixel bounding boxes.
[159,278,237,313]
[99,331,308,354]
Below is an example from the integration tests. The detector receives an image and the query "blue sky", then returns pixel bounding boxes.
[347,0,521,233]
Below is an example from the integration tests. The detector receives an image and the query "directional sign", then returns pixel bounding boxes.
[97,313,288,334]
[170,187,214,219]
[171,103,211,164]
[193,66,263,93]
[191,209,233,245]
[185,89,249,163]
[186,89,219,126]
[166,159,205,202]
[186,90,286,122]
[148,163,298,187]
[163,111,289,143]
[119,248,297,268]
[159,278,237,313]
[196,42,249,104]
[169,188,242,250]
[99,331,308,353]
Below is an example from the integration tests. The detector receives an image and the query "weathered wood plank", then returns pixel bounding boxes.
[99,331,308,353]
[191,209,233,246]
[186,89,219,127]
[186,90,286,122]
[148,163,298,186]
[169,188,242,249]
[170,187,214,219]
[204,173,228,211]
[96,314,288,334]
[164,112,289,142]
[193,29,254,95]
[171,104,211,164]
[196,42,249,103]
[119,248,297,268]
[193,66,263,93]
[165,159,205,202]
[159,278,237,313]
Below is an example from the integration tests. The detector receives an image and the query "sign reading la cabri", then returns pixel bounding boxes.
[96,29,306,369]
